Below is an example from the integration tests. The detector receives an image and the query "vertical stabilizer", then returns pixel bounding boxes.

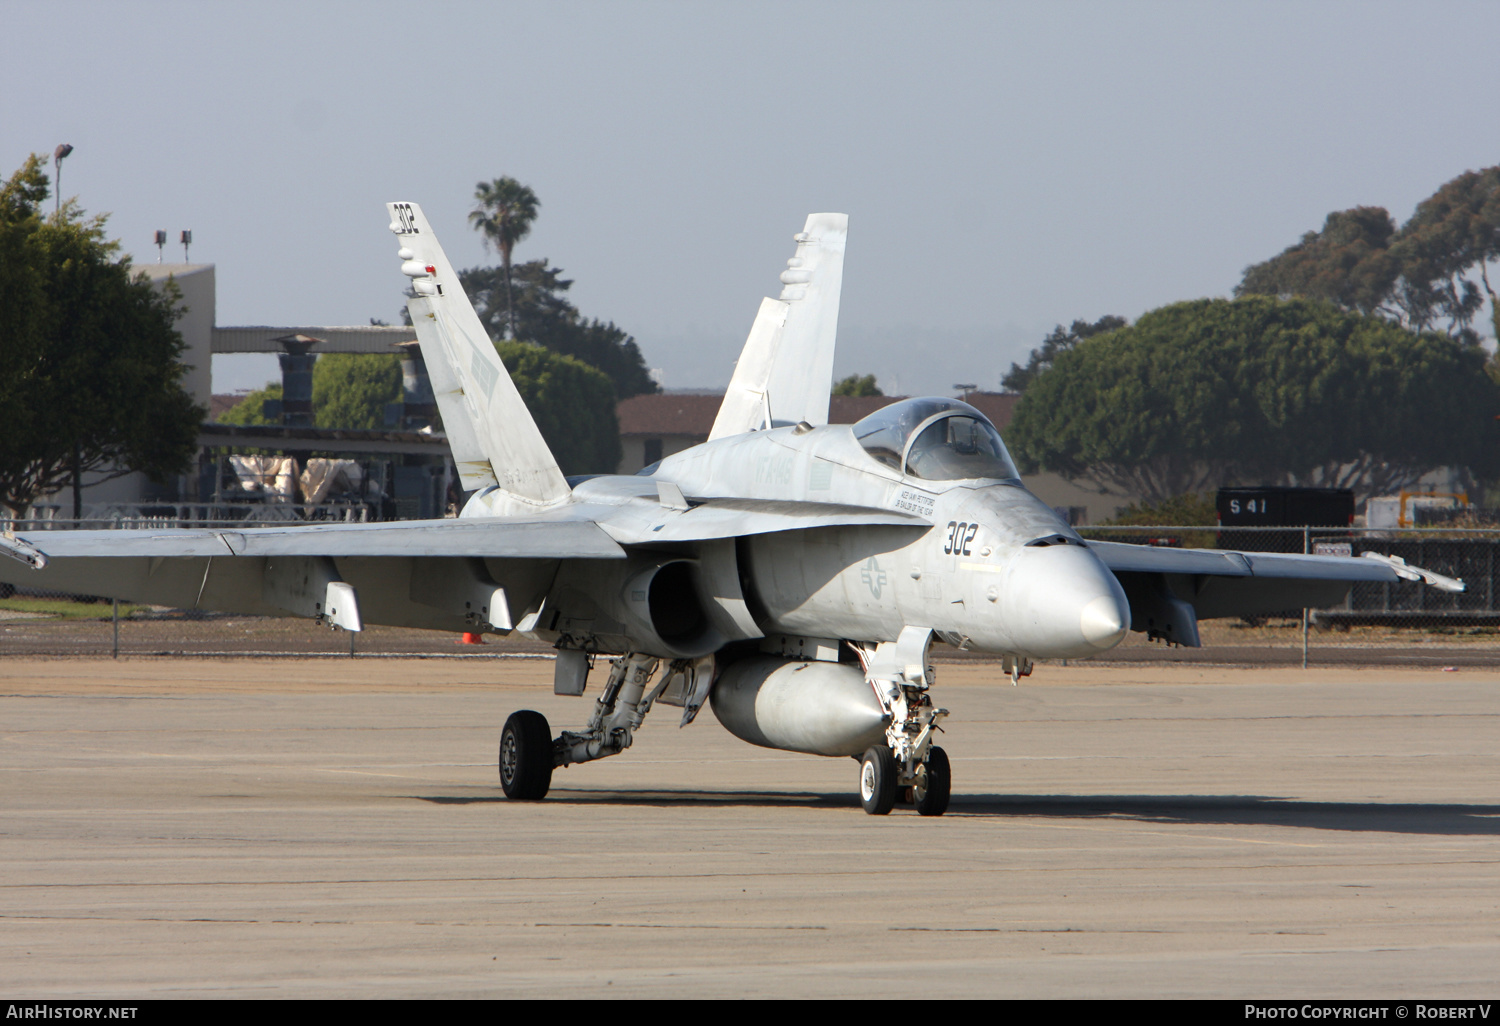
[709,297,788,440]
[764,213,847,427]
[387,202,570,507]
[712,213,847,437]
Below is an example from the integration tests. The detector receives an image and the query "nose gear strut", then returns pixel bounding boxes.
[852,626,950,816]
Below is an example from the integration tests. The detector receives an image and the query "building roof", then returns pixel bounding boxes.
[617,393,727,436]
[960,392,1020,431]
[209,393,248,422]
[617,391,1020,437]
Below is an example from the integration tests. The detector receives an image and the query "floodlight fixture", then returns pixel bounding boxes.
[154,230,166,263]
[52,143,73,214]
[180,230,192,262]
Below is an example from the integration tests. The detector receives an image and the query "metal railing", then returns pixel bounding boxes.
[7,500,378,531]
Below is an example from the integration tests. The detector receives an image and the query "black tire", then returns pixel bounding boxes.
[0,582,14,600]
[499,710,554,800]
[915,746,951,817]
[859,745,897,815]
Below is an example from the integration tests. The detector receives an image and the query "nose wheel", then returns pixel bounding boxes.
[860,744,949,816]
[913,745,950,816]
[860,746,898,814]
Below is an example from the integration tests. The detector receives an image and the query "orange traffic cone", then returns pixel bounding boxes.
[459,632,487,645]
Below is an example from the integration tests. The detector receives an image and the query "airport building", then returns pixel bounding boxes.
[30,264,454,523]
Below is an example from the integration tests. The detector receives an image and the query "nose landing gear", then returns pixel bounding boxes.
[859,745,897,815]
[859,743,950,816]
[912,744,950,816]
[853,627,952,817]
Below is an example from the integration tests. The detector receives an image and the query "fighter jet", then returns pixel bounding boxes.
[0,203,1464,816]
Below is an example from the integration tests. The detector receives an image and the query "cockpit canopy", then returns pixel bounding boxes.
[852,398,1020,482]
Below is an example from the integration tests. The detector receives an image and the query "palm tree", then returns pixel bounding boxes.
[469,178,540,340]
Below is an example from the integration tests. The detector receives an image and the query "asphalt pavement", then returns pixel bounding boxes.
[1,658,1496,998]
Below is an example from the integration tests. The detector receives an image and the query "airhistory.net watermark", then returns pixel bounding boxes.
[6,1008,137,1020]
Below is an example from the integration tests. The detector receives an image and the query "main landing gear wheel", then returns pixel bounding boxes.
[859,745,898,816]
[914,745,951,817]
[499,710,553,800]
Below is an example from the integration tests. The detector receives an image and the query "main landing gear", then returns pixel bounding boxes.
[497,652,714,801]
[853,626,951,817]
[497,636,955,817]
[499,710,553,800]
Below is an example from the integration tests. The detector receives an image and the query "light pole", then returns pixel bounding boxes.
[54,144,78,518]
[52,144,73,215]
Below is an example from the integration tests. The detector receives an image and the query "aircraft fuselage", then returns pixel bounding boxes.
[466,419,1131,662]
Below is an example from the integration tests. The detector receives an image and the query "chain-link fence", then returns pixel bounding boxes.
[4,519,1499,664]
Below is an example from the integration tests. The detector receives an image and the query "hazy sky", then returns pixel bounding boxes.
[6,0,1498,395]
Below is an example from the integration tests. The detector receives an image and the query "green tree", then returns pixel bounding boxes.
[220,354,402,430]
[832,374,883,396]
[1099,492,1218,548]
[217,382,283,426]
[217,347,618,474]
[312,354,402,429]
[1389,167,1500,341]
[1102,493,1218,526]
[1237,166,1500,341]
[0,155,204,517]
[1007,297,1499,505]
[469,177,540,341]
[460,260,657,398]
[495,341,621,475]
[1002,315,1126,393]
[1236,207,1399,317]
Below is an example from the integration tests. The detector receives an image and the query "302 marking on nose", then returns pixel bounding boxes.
[943,521,978,556]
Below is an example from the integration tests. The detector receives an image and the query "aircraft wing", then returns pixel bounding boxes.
[6,516,626,561]
[1089,539,1463,589]
[0,500,924,636]
[1088,539,1464,644]
[0,514,627,637]
[3,495,921,564]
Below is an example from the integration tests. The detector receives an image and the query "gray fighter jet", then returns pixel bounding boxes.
[0,203,1463,816]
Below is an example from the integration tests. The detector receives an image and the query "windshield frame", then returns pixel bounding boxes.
[851,397,1020,483]
[898,410,1020,481]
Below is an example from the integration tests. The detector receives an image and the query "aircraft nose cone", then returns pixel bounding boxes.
[1080,594,1129,649]
[1002,544,1132,658]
